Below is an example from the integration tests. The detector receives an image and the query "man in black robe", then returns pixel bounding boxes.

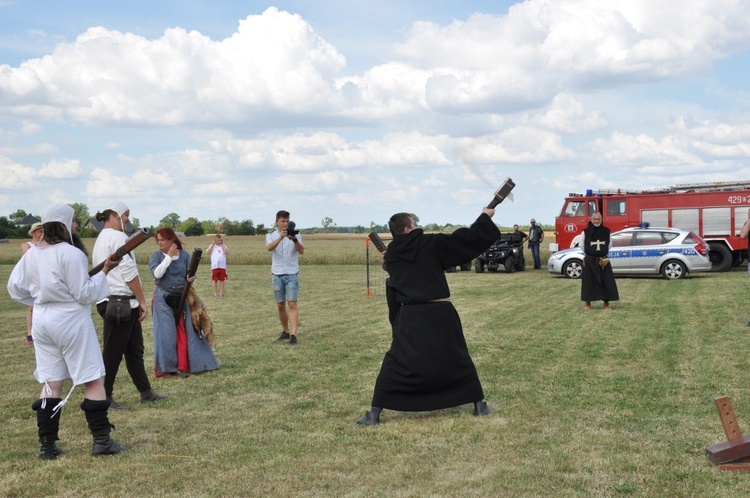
[357,207,499,425]
[580,212,619,310]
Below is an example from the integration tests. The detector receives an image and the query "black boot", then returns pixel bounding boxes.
[139,389,167,403]
[80,399,128,456]
[32,398,63,460]
[356,410,381,426]
[473,400,493,416]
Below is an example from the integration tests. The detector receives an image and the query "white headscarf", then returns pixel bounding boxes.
[42,203,74,244]
[104,200,129,232]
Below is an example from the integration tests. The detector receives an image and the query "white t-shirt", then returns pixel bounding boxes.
[207,243,228,269]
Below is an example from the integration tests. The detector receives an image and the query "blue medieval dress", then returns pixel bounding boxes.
[149,250,219,376]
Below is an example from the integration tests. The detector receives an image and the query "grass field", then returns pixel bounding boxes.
[2,235,750,497]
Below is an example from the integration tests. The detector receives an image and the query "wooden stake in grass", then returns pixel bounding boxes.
[706,396,750,469]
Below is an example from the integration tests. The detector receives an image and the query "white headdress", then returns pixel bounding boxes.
[103,200,129,232]
[42,203,74,244]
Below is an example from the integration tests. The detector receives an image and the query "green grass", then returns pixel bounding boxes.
[2,244,750,496]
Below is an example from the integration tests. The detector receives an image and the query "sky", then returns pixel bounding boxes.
[1,0,750,230]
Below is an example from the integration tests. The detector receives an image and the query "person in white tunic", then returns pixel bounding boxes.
[92,200,165,409]
[7,203,127,460]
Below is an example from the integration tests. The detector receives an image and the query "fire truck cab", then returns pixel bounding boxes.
[553,181,750,272]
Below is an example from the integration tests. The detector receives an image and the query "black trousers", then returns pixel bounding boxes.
[96,302,152,397]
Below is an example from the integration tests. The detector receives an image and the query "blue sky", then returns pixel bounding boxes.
[1,0,749,229]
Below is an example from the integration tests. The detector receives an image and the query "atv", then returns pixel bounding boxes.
[474,233,526,273]
[445,261,473,273]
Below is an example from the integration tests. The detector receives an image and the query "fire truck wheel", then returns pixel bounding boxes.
[708,243,732,272]
[661,260,687,280]
[563,259,583,279]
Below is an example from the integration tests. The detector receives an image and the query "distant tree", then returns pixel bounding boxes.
[321,216,335,232]
[237,219,256,235]
[256,223,268,236]
[160,212,181,228]
[201,220,215,234]
[131,217,140,229]
[179,217,202,236]
[9,209,27,223]
[70,202,90,225]
[0,216,15,238]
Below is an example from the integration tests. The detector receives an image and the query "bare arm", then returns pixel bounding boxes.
[126,276,149,321]
[292,238,304,255]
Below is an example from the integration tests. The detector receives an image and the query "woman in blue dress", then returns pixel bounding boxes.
[149,228,218,377]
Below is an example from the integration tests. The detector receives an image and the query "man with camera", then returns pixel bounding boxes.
[266,210,305,345]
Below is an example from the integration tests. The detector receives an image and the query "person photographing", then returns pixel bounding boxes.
[266,210,304,345]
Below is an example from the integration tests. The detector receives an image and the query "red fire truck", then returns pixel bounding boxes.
[553,181,750,271]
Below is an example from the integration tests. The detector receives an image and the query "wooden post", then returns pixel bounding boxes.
[706,396,750,469]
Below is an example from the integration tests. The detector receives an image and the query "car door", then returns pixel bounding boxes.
[630,231,666,274]
[608,232,633,273]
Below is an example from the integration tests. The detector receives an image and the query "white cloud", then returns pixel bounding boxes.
[460,127,574,164]
[0,8,346,126]
[39,157,82,178]
[0,155,37,189]
[531,93,608,134]
[2,0,746,130]
[85,168,136,197]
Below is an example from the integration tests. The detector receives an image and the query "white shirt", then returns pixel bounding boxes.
[207,243,228,269]
[92,228,141,308]
[266,230,303,275]
[8,242,110,308]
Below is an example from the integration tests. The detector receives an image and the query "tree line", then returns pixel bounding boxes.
[1,206,423,239]
[3,206,547,240]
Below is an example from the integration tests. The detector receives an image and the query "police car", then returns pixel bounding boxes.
[547,227,711,280]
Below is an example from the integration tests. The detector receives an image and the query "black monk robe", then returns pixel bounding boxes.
[580,221,619,303]
[372,213,499,412]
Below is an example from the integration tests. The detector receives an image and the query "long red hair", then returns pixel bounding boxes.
[156,227,183,251]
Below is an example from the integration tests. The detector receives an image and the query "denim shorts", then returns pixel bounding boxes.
[273,273,299,303]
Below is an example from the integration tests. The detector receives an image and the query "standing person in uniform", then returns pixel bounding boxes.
[206,234,229,297]
[7,203,127,459]
[356,207,498,425]
[150,228,219,377]
[526,218,545,269]
[580,212,619,310]
[21,221,43,345]
[92,201,166,409]
[266,210,304,345]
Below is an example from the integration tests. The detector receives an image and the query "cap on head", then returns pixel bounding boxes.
[104,200,129,218]
[42,203,74,243]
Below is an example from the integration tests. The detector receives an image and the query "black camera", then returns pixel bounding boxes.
[286,221,300,237]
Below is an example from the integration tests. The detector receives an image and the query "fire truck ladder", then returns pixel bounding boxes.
[591,180,750,196]
[672,180,750,192]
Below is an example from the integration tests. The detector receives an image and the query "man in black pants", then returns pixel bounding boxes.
[357,207,498,425]
[92,201,165,409]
